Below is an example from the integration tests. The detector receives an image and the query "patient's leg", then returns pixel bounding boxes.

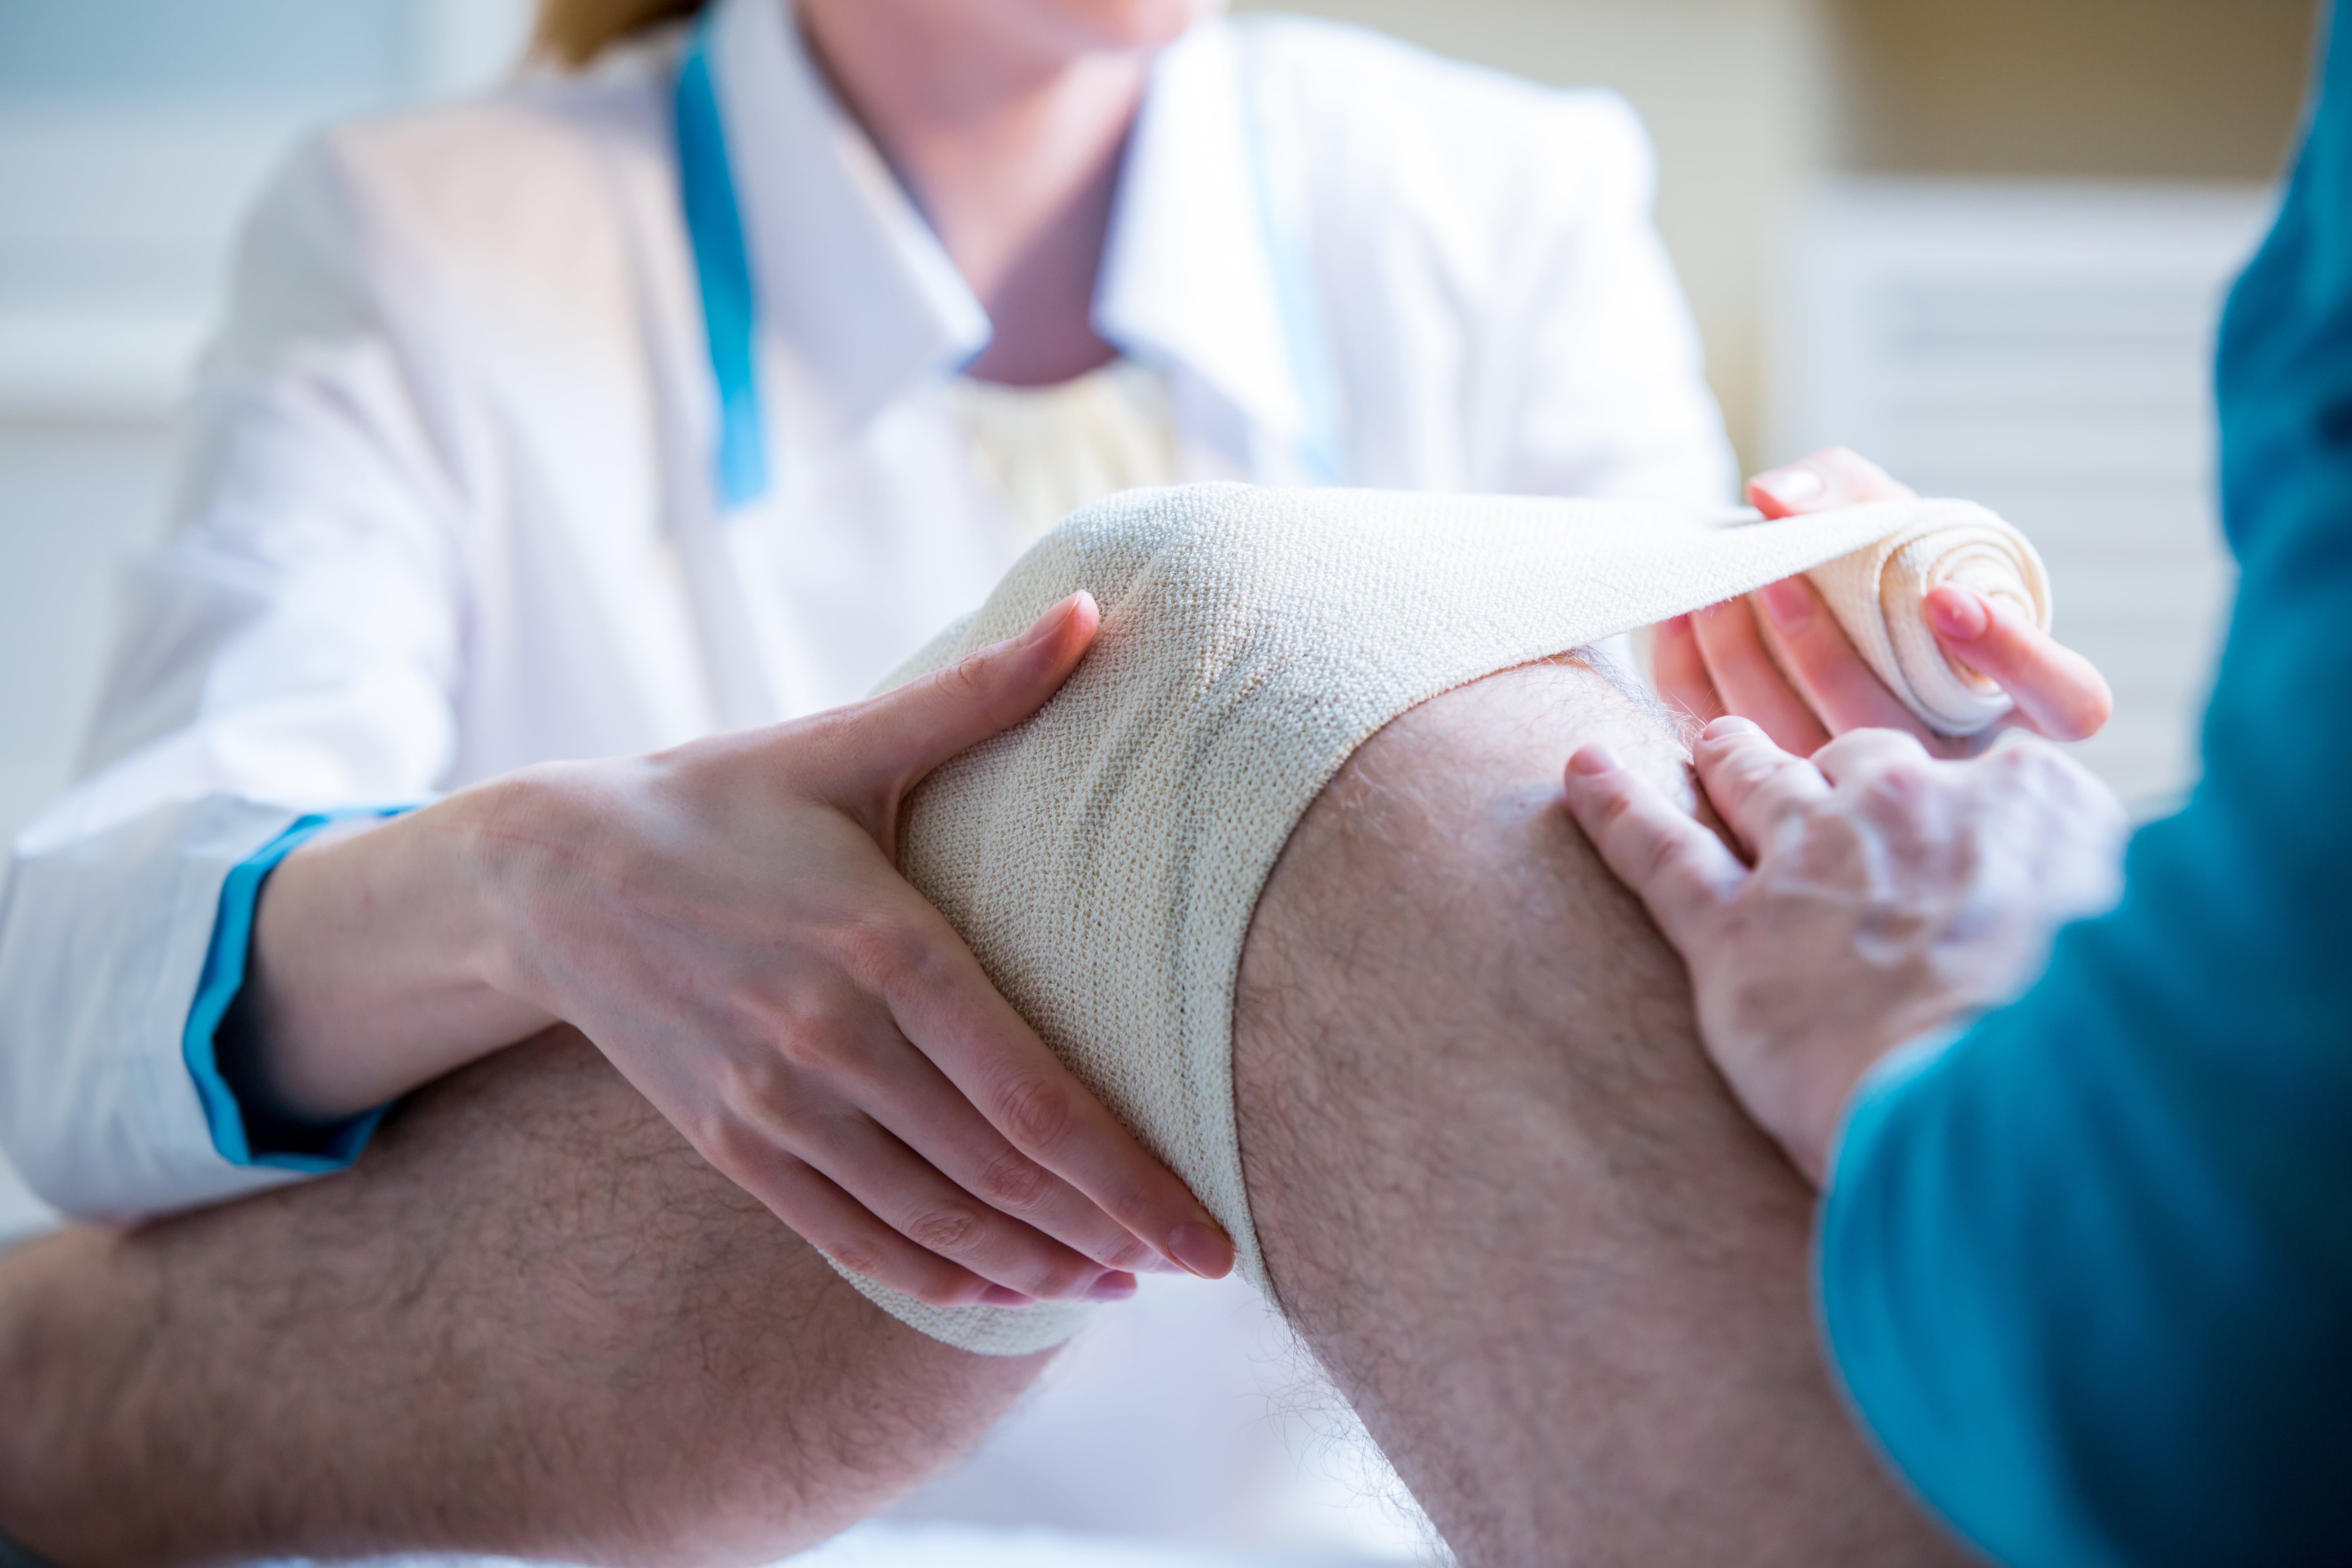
[1235,660,1964,1566]
[0,1030,1049,1567]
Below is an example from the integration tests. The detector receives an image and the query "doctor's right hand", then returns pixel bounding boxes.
[231,592,1236,1310]
[1653,447,2115,759]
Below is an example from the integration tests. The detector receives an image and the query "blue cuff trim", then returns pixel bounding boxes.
[182,806,416,1173]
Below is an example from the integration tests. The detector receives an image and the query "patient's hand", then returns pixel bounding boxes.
[1652,447,2114,758]
[1561,717,2126,1184]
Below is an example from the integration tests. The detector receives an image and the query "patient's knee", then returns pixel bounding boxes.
[1231,658,1719,1293]
[1237,655,1692,1027]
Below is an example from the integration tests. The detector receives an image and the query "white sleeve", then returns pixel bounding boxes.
[0,135,469,1221]
[1494,94,1740,511]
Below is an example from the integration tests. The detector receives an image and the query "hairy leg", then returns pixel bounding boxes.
[0,1029,1049,1568]
[1235,661,1962,1566]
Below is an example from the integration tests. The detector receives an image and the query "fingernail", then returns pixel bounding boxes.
[1927,586,1990,641]
[1704,716,1763,739]
[1017,592,1085,648]
[1755,466,1824,505]
[982,1286,1037,1308]
[1167,1221,1235,1280]
[1759,578,1814,633]
[1085,1272,1140,1302]
[1567,744,1621,777]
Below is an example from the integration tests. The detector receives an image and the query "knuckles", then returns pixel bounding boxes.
[905,1204,986,1257]
[826,1236,891,1283]
[994,1074,1076,1152]
[1858,759,1937,809]
[825,915,930,994]
[973,1145,1054,1212]
[696,1103,779,1183]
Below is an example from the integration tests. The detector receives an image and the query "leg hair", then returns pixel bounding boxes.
[0,1028,1048,1568]
[1234,661,1965,1567]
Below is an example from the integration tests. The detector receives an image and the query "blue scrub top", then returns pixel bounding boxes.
[1819,12,2352,1566]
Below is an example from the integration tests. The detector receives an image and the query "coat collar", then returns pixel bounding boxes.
[703,0,1306,448]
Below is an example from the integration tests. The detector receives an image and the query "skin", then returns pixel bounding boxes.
[208,0,1247,1313]
[0,659,1965,1567]
[0,0,2120,1548]
[226,594,1234,1308]
[0,1031,1057,1567]
[1237,661,1966,1566]
[799,0,1223,386]
[1563,717,2127,1181]
[206,29,2095,1329]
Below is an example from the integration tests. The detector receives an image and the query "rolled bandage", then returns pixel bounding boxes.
[852,485,2051,1355]
[1796,506,2051,735]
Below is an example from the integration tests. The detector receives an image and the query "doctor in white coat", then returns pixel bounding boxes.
[0,0,1735,1274]
[0,0,2104,1548]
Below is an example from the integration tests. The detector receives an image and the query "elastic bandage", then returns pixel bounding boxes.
[844,483,2049,1354]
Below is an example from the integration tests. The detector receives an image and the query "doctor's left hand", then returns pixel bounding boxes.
[234,592,1236,1312]
[1652,447,2115,759]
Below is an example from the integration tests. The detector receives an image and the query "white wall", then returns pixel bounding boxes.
[1772,180,2274,811]
[1240,0,1835,472]
[0,0,535,845]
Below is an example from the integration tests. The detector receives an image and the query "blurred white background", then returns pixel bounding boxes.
[0,0,2321,1560]
[0,0,2318,844]
[0,0,536,844]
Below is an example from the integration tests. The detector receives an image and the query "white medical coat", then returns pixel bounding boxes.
[0,0,1733,1220]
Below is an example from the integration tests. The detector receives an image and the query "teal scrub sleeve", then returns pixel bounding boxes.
[1817,10,2352,1565]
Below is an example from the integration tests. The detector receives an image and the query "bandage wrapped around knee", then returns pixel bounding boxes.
[846,485,2049,1354]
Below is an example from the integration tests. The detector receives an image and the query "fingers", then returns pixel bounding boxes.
[1688,599,1833,757]
[1688,717,1833,859]
[843,1029,1179,1277]
[1747,447,1918,518]
[1809,725,1933,789]
[774,1103,1139,1304]
[1926,586,2113,742]
[876,900,1236,1281]
[1651,614,1727,726]
[1749,575,1925,738]
[1560,743,1747,951]
[836,590,1103,804]
[706,1138,1041,1310]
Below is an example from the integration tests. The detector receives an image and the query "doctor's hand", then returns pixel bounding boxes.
[1652,447,2114,760]
[480,592,1234,1308]
[1561,717,2127,1185]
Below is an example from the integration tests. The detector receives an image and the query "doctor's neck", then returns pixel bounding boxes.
[798,0,1212,387]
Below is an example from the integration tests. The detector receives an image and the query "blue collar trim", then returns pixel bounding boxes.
[675,20,771,510]
[673,18,1343,511]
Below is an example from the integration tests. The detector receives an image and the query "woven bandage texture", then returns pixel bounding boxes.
[843,483,2049,1354]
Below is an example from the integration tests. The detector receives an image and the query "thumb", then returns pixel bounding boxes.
[1747,447,1917,519]
[844,590,1101,799]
